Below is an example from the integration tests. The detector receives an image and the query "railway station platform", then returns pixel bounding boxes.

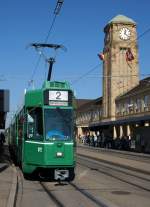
[0,145,17,207]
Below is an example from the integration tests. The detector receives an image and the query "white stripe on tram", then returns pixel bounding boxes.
[25,141,54,145]
[25,141,73,145]
[64,143,74,145]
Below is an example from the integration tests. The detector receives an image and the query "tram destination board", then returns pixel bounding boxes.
[44,90,73,106]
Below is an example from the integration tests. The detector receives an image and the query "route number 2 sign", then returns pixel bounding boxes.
[49,91,68,101]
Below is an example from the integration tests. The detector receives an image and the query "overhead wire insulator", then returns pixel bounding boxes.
[54,0,64,15]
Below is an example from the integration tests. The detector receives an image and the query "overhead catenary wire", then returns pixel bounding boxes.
[29,16,57,84]
[71,25,150,86]
[1,73,150,82]
[71,64,100,85]
[28,0,64,88]
[31,43,67,81]
[6,1,63,126]
[3,16,150,87]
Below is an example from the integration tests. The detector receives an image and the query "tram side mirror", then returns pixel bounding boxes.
[27,123,34,139]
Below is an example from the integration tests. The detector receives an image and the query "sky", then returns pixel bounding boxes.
[0,0,150,118]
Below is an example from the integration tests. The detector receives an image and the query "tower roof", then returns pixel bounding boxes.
[108,14,136,24]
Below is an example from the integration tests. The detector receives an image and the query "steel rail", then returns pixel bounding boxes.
[77,155,150,192]
[40,182,65,207]
[70,182,119,207]
[77,152,150,176]
[40,180,118,207]
[78,145,150,163]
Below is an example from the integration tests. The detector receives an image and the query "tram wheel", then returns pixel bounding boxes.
[23,173,32,180]
[67,168,75,182]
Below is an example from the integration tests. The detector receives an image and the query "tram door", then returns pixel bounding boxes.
[24,108,44,164]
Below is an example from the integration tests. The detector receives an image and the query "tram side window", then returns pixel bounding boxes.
[27,107,43,140]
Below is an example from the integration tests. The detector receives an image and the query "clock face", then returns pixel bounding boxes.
[119,28,131,40]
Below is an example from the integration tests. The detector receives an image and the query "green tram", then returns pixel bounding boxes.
[8,81,76,181]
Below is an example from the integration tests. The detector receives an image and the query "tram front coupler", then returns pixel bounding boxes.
[54,169,69,181]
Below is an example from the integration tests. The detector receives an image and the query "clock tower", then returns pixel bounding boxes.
[102,15,139,119]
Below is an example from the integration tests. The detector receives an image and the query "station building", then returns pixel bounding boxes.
[76,15,150,152]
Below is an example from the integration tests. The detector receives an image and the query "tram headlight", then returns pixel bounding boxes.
[56,152,63,157]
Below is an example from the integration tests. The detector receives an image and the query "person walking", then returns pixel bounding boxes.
[94,134,97,147]
[0,132,5,146]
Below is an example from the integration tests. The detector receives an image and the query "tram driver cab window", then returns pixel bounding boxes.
[27,107,43,140]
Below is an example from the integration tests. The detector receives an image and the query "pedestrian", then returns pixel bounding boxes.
[86,135,90,146]
[141,138,145,153]
[126,136,130,151]
[94,134,97,147]
[115,137,121,149]
[101,132,105,148]
[97,133,101,147]
[120,136,127,150]
[0,132,5,146]
[90,135,94,147]
[78,134,81,143]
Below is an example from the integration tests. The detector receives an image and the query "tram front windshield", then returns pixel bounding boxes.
[44,108,73,141]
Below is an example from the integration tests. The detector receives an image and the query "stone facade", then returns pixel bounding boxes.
[103,15,139,119]
[116,78,150,119]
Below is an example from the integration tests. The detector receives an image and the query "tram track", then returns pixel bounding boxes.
[40,181,119,207]
[77,155,150,192]
[78,145,150,163]
[12,166,119,207]
[77,154,150,182]
[10,152,150,207]
[40,181,65,207]
[69,182,118,207]
[10,159,150,207]
[77,152,150,176]
[6,155,119,207]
